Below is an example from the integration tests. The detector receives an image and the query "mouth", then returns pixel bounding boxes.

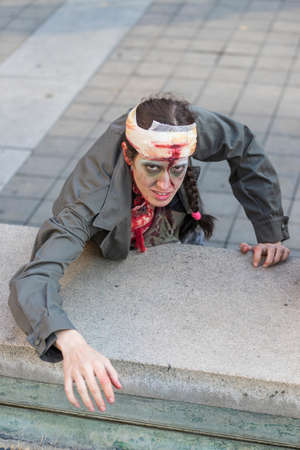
[151,190,173,201]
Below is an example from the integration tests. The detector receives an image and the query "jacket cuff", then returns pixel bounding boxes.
[252,216,289,243]
[27,314,75,363]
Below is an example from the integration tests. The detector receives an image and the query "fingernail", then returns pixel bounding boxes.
[101,406,106,412]
[109,397,114,403]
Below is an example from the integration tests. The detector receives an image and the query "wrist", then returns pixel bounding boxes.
[55,329,86,353]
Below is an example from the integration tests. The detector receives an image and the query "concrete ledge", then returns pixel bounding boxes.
[1,224,300,420]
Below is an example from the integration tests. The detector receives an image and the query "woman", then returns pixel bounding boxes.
[8,95,290,413]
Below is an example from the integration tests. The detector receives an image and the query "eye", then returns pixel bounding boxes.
[171,165,186,176]
[145,164,161,174]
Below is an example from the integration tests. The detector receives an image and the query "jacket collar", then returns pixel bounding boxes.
[92,150,132,230]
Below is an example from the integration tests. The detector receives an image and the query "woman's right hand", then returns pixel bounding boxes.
[55,329,122,412]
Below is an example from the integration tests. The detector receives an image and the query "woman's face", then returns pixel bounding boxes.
[131,153,188,207]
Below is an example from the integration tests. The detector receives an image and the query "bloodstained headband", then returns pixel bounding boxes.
[125,104,197,160]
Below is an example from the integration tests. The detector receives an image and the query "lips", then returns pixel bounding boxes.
[151,190,172,201]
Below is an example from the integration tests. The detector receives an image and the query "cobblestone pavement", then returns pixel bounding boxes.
[0,0,299,256]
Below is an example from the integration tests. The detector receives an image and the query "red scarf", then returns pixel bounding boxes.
[131,182,155,252]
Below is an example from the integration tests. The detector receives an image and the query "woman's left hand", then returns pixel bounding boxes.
[240,241,290,268]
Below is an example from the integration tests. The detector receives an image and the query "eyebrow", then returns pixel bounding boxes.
[141,160,188,168]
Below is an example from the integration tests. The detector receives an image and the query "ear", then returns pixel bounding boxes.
[122,141,132,166]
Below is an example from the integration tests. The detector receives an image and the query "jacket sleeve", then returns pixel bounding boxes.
[190,106,289,243]
[8,207,99,363]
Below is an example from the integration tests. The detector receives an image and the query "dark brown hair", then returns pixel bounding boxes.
[124,94,215,239]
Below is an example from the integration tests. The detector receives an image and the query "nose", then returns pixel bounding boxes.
[156,169,172,191]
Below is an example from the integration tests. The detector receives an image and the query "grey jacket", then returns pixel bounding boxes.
[8,106,289,363]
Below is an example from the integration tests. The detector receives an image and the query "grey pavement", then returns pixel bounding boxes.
[0,0,299,256]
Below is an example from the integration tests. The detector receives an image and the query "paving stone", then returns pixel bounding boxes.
[163,78,204,103]
[286,220,300,249]
[88,121,113,140]
[203,18,240,30]
[27,199,54,226]
[277,87,300,119]
[267,154,300,176]
[113,88,150,106]
[231,30,267,43]
[0,147,30,191]
[121,35,155,49]
[260,43,297,58]
[59,157,81,180]
[1,174,54,198]
[199,166,232,195]
[218,54,255,69]
[148,2,179,15]
[271,117,300,137]
[98,60,139,76]
[235,84,282,116]
[289,199,300,223]
[197,81,243,116]
[101,104,132,123]
[210,68,249,84]
[5,17,42,32]
[62,103,107,122]
[136,61,175,77]
[33,136,85,158]
[224,41,260,56]
[227,217,257,244]
[197,28,233,42]
[190,40,225,53]
[266,32,300,46]
[249,69,288,86]
[122,76,166,93]
[288,72,300,87]
[182,52,218,66]
[265,135,300,157]
[19,155,69,177]
[88,73,129,89]
[45,178,66,201]
[232,114,272,134]
[110,46,147,63]
[200,191,240,218]
[272,21,299,33]
[130,24,163,38]
[48,119,96,139]
[154,37,190,51]
[75,87,119,105]
[137,12,170,26]
[256,56,292,71]
[0,196,40,223]
[173,64,212,80]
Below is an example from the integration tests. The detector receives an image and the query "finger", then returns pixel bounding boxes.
[94,366,115,404]
[64,374,80,409]
[83,371,106,412]
[104,359,122,389]
[273,247,284,265]
[240,242,252,253]
[74,374,95,412]
[282,248,290,262]
[263,246,276,268]
[252,245,264,267]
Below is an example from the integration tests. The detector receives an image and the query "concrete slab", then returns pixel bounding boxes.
[0,0,152,149]
[1,224,300,419]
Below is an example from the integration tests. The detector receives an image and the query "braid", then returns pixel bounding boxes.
[182,166,215,239]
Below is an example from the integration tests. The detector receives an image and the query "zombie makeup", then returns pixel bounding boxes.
[131,155,188,207]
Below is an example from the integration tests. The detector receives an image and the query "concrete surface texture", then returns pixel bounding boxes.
[0,0,299,256]
[1,223,300,419]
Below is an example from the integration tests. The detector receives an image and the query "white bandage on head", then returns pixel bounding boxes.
[125,104,197,159]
